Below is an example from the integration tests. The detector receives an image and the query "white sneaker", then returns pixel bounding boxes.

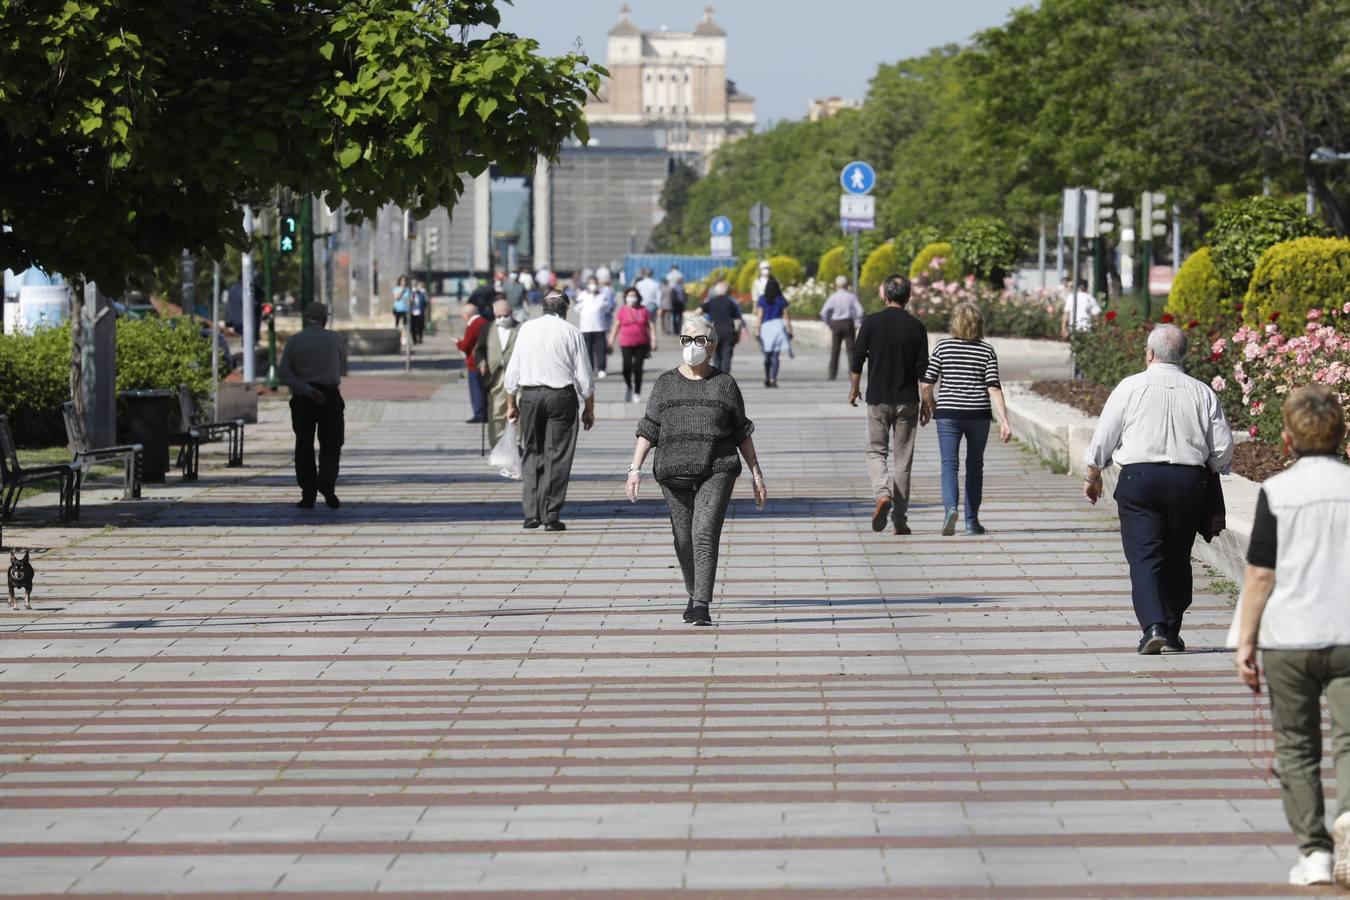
[1290,850,1333,886]
[632,393,642,404]
[1334,812,1350,886]
[597,371,607,379]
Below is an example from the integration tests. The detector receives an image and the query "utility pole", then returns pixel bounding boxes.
[258,208,279,390]
[300,193,314,312]
[403,209,415,372]
[241,206,257,383]
[211,262,221,420]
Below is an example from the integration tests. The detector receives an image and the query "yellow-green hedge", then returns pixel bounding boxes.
[860,242,896,303]
[1165,247,1231,327]
[767,255,804,288]
[733,258,761,296]
[817,245,847,285]
[909,241,960,282]
[1244,237,1350,334]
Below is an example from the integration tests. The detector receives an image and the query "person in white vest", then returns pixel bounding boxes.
[1231,386,1350,887]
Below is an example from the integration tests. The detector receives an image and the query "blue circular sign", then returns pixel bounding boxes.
[710,216,733,236]
[840,161,876,195]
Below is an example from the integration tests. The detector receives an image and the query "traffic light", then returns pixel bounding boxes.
[1094,192,1116,236]
[425,226,440,256]
[278,214,298,254]
[1141,191,1167,238]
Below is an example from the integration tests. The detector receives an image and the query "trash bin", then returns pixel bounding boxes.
[120,389,175,483]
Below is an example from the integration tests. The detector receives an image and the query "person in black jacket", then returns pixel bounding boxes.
[700,280,743,373]
[849,274,930,536]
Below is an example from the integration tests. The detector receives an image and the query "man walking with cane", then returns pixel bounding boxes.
[505,292,595,531]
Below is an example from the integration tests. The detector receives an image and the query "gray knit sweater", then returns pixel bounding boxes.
[637,368,754,483]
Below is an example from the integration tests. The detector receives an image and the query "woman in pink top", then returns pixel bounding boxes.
[608,287,659,403]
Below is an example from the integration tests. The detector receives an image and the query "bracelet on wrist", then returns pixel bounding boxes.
[627,465,640,474]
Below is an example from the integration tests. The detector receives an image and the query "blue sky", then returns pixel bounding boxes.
[496,0,1032,126]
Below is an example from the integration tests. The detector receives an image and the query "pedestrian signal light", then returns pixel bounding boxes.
[1141,191,1168,238]
[279,215,298,254]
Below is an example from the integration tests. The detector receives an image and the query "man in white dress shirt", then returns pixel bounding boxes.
[505,292,596,532]
[1084,324,1234,654]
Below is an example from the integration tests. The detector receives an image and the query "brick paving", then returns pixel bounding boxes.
[0,341,1320,896]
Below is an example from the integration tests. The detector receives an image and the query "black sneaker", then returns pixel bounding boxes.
[691,604,712,626]
[683,600,695,623]
[523,518,542,530]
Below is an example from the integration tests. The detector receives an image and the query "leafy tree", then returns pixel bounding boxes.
[951,216,1019,285]
[646,160,701,252]
[1208,197,1324,294]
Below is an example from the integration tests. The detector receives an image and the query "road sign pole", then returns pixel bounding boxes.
[852,231,860,301]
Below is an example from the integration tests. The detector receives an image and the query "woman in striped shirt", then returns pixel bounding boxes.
[920,302,1013,536]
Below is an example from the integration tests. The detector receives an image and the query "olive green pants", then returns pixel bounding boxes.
[1264,646,1350,854]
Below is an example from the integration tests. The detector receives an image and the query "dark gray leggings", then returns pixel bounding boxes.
[659,471,737,608]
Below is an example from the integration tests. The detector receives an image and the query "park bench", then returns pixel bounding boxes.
[61,402,142,501]
[171,384,244,480]
[0,414,81,526]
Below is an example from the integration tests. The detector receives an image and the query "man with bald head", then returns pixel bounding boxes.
[279,302,349,509]
[1085,324,1233,654]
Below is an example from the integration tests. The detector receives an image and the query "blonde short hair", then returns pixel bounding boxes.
[950,302,984,341]
[1283,386,1346,455]
[682,316,716,342]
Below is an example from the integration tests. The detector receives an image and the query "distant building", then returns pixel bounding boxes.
[586,5,756,162]
[807,96,862,122]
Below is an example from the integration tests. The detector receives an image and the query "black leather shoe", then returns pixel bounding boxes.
[691,604,712,626]
[296,497,315,509]
[523,518,542,529]
[1138,624,1168,655]
[1162,629,1186,653]
[683,600,695,623]
[544,520,566,532]
[322,492,341,509]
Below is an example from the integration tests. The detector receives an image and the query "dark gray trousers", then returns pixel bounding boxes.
[660,471,737,607]
[518,386,578,523]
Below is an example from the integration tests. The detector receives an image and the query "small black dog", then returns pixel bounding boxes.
[7,551,33,611]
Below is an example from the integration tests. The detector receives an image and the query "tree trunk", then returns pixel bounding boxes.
[69,275,87,432]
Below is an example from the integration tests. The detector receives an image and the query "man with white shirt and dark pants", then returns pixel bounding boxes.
[1084,324,1233,654]
[505,292,596,532]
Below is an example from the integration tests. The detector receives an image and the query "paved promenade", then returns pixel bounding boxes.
[0,339,1318,896]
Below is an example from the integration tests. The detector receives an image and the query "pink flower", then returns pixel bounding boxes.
[1212,338,1227,355]
[1342,302,1350,314]
[1250,426,1260,438]
[1211,376,1227,392]
[1308,308,1323,320]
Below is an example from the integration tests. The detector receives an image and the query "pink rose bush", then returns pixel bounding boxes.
[908,261,1059,339]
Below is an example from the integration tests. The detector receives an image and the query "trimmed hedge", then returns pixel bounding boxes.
[909,241,960,281]
[733,258,761,297]
[951,216,1018,285]
[860,242,896,305]
[1165,247,1231,327]
[1209,196,1324,294]
[0,318,218,449]
[893,225,943,276]
[766,255,804,288]
[816,245,847,286]
[1244,237,1350,334]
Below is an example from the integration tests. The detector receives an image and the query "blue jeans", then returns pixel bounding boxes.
[936,417,990,525]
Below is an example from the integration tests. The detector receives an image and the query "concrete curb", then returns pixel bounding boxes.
[1004,381,1258,584]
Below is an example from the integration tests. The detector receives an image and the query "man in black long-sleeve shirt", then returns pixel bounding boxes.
[280,303,349,510]
[849,275,930,535]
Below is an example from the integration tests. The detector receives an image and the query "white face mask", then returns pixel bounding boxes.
[682,344,709,366]
[586,284,598,293]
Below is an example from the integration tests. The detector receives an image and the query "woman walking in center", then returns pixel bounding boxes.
[920,302,1013,536]
[391,275,411,329]
[755,276,792,388]
[625,317,767,626]
[608,287,658,404]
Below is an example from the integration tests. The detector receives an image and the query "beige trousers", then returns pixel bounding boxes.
[865,401,920,524]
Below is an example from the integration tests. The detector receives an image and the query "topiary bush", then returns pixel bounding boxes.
[1165,247,1232,328]
[0,323,73,447]
[1244,237,1350,334]
[951,216,1019,285]
[1208,196,1325,295]
[115,318,217,416]
[733,258,761,297]
[817,245,847,286]
[909,241,960,282]
[893,225,943,275]
[860,242,897,307]
[767,255,804,288]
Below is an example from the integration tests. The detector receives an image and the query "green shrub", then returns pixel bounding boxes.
[767,255,804,288]
[909,241,960,282]
[893,225,943,275]
[860,242,897,307]
[0,317,219,448]
[817,245,847,286]
[1166,247,1232,327]
[733,258,761,297]
[0,324,72,447]
[951,216,1019,285]
[1208,196,1324,294]
[1244,237,1350,333]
